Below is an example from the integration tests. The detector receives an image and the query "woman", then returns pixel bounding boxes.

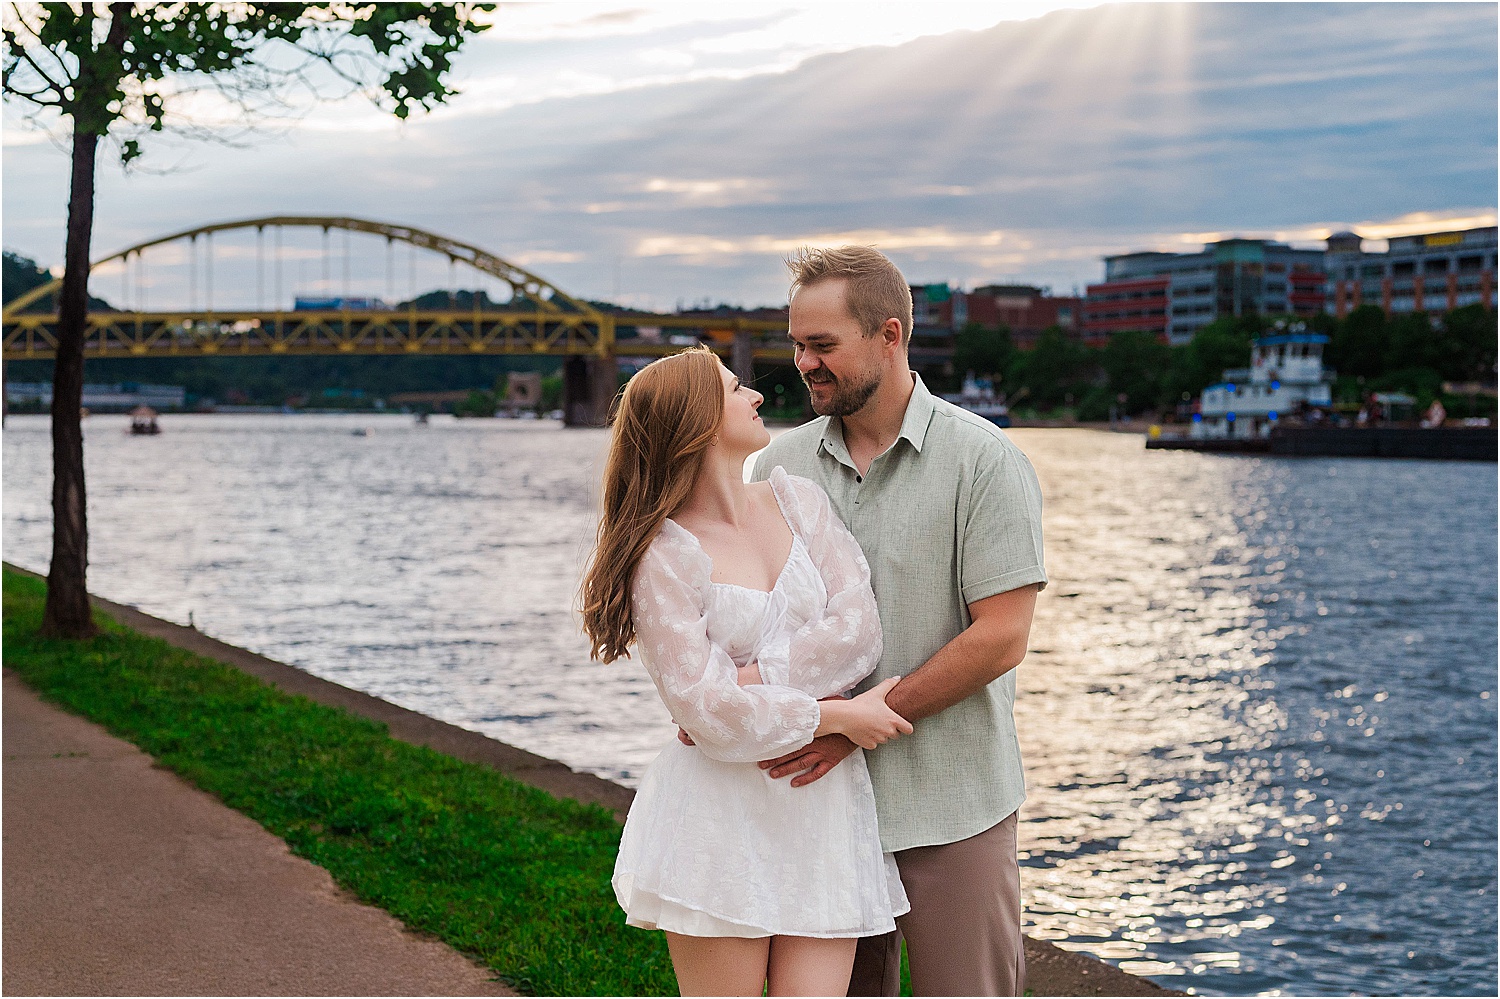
[579,348,911,996]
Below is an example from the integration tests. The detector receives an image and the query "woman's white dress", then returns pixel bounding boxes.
[612,467,909,939]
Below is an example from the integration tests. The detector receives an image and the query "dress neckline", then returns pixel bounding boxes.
[665,468,798,595]
[708,534,805,595]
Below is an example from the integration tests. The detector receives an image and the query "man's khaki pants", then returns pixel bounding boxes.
[848,812,1024,997]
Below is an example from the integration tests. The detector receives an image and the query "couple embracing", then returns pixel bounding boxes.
[580,246,1047,997]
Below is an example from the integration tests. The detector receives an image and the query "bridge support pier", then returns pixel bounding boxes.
[563,354,618,427]
[731,328,754,384]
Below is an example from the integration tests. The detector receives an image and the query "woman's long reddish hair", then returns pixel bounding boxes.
[580,347,724,663]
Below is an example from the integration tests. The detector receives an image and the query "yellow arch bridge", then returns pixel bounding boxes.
[2,216,793,424]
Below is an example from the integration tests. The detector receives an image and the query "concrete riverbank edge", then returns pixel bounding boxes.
[4,562,1177,997]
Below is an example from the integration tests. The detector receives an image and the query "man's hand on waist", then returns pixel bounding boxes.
[758,733,858,786]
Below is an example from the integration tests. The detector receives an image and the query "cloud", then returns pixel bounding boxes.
[509,249,587,266]
[633,227,1015,259]
[1332,210,1500,245]
[281,2,1083,127]
[3,2,1493,311]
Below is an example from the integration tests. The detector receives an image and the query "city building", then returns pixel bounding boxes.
[1325,226,1496,318]
[911,282,1081,349]
[963,285,1081,347]
[1084,239,1327,346]
[1078,265,1169,346]
[5,381,187,411]
[293,296,390,310]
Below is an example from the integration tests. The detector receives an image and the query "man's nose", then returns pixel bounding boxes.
[796,351,820,374]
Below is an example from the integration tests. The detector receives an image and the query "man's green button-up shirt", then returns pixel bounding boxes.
[753,373,1047,852]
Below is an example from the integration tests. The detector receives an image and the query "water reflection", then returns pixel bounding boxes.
[3,416,1494,996]
[1018,432,1291,984]
[1017,433,1496,995]
[2,413,669,778]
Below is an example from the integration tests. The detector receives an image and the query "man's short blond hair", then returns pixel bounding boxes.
[787,245,914,346]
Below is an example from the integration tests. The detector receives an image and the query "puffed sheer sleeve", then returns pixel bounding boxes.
[630,528,821,763]
[757,470,883,698]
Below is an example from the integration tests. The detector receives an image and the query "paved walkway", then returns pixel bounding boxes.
[2,669,514,997]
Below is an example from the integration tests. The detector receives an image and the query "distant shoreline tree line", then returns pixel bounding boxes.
[949,304,1498,421]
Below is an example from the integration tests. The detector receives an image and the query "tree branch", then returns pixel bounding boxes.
[15,2,45,36]
[3,82,62,105]
[105,3,130,49]
[8,6,78,92]
[10,37,70,98]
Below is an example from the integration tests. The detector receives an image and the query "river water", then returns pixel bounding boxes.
[3,412,1495,996]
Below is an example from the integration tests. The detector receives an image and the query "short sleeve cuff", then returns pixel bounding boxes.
[962,565,1048,605]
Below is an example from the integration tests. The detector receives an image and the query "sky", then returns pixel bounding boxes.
[2,1,1496,312]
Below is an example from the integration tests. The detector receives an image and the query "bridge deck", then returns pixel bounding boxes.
[3,310,793,363]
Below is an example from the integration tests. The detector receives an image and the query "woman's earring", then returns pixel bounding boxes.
[711,435,719,445]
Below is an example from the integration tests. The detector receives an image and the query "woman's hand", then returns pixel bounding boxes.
[815,676,913,750]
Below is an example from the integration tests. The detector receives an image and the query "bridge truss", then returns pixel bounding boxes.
[2,216,618,360]
[2,215,796,364]
[3,306,612,359]
[1,216,797,424]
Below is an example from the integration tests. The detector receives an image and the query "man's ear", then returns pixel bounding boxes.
[881,317,903,352]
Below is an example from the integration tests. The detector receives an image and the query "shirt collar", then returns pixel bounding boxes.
[897,372,936,452]
[818,371,936,464]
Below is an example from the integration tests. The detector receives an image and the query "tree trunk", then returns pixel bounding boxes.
[41,126,100,639]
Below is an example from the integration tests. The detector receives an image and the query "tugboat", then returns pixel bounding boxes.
[1197,325,1333,442]
[128,405,161,435]
[1149,323,1332,452]
[1148,322,1496,460]
[943,372,1012,428]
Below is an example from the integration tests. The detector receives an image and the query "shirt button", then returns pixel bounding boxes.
[856,476,862,483]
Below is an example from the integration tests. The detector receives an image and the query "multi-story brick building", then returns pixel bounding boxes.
[1084,239,1327,346]
[1325,226,1496,318]
[963,284,1081,347]
[910,283,1081,346]
[1078,265,1170,346]
[908,283,960,374]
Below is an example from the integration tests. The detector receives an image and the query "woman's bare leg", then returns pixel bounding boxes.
[766,936,857,997]
[665,932,771,997]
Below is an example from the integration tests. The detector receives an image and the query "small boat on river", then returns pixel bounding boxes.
[129,405,160,435]
[943,372,1012,428]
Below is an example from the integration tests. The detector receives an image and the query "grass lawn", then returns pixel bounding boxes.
[3,568,676,996]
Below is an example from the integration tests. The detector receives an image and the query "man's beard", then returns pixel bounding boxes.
[804,366,882,417]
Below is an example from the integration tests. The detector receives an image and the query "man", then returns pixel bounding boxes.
[751,245,1046,996]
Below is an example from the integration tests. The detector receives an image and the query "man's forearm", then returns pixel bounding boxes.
[885,588,1037,723]
[757,585,1038,785]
